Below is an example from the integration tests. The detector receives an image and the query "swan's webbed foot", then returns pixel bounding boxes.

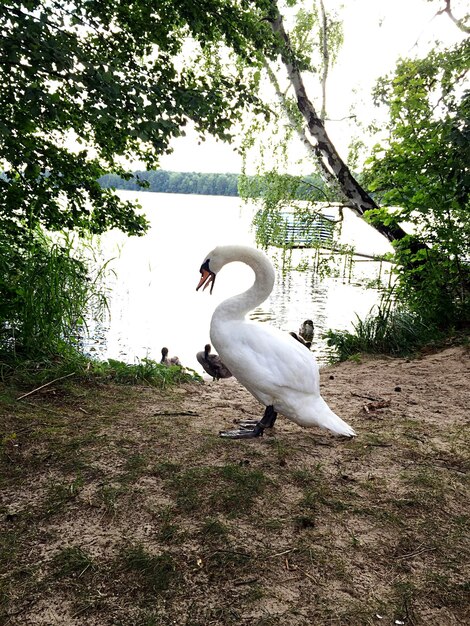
[219,424,264,439]
[219,406,278,439]
[237,419,259,429]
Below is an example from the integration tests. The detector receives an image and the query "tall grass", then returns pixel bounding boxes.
[0,226,201,388]
[0,227,110,359]
[326,294,437,361]
[89,358,201,388]
[0,354,201,389]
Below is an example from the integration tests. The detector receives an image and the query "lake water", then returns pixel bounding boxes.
[84,191,394,372]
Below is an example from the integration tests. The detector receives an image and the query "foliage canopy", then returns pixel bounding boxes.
[364,40,470,328]
[0,0,275,361]
[0,0,274,236]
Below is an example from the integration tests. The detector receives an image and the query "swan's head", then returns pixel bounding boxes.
[196,248,223,294]
[196,245,268,295]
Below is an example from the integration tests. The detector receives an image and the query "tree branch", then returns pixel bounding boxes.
[319,0,329,121]
[269,0,411,243]
[436,0,470,34]
[263,58,342,192]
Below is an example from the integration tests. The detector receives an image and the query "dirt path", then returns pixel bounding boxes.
[1,347,469,625]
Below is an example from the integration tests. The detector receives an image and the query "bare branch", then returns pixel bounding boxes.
[268,0,413,244]
[436,0,470,34]
[263,58,341,190]
[319,0,329,121]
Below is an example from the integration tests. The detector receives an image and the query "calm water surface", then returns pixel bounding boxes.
[84,191,393,372]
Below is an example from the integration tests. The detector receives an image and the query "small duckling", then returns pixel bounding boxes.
[196,344,232,381]
[299,319,314,344]
[160,347,181,367]
[289,331,312,349]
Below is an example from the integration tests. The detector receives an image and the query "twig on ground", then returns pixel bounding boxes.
[233,577,259,586]
[17,372,76,401]
[153,410,199,416]
[365,442,392,447]
[395,546,436,560]
[297,567,319,583]
[351,391,385,402]
[268,548,297,559]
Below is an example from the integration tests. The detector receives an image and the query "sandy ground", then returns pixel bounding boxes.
[1,346,469,625]
[186,345,469,440]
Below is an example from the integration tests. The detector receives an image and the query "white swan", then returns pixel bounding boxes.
[196,245,356,439]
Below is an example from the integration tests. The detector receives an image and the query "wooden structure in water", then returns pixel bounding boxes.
[257,210,335,249]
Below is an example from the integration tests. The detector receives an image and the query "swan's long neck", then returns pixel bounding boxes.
[213,246,275,321]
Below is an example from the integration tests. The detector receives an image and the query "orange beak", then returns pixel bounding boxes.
[196,269,216,294]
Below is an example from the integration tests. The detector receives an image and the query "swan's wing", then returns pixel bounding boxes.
[215,321,320,397]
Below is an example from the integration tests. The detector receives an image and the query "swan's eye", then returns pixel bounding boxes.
[200,259,211,274]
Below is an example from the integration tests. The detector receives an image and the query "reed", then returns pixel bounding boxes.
[0,227,109,359]
[0,226,201,389]
[326,293,437,361]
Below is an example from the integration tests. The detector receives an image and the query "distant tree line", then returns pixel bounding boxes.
[99,170,240,196]
[98,169,332,199]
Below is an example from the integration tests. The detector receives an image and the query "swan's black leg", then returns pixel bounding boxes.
[262,405,278,428]
[219,405,278,439]
[236,406,278,430]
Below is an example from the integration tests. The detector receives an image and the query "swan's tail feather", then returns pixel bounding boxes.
[312,396,356,437]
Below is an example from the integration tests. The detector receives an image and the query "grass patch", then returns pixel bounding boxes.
[326,301,437,360]
[120,543,177,593]
[425,572,470,608]
[90,358,202,388]
[265,438,291,464]
[52,546,95,579]
[44,476,84,515]
[155,507,181,543]
[2,354,202,393]
[0,349,469,625]
[214,464,267,514]
[204,547,252,576]
[97,483,126,515]
[122,452,149,480]
[167,464,268,517]
[200,517,229,541]
[0,528,22,569]
[152,460,180,479]
[400,466,447,507]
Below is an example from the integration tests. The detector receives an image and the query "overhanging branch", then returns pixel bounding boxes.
[268,0,411,244]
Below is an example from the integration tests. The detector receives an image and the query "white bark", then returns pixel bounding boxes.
[269,1,409,243]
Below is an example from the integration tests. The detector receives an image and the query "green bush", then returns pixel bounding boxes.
[326,297,437,361]
[0,226,108,359]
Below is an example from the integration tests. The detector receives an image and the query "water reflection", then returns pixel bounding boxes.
[248,308,277,323]
[82,191,392,371]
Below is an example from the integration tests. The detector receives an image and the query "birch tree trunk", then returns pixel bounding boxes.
[269,1,410,244]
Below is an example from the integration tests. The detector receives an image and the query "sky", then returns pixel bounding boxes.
[158,0,467,174]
